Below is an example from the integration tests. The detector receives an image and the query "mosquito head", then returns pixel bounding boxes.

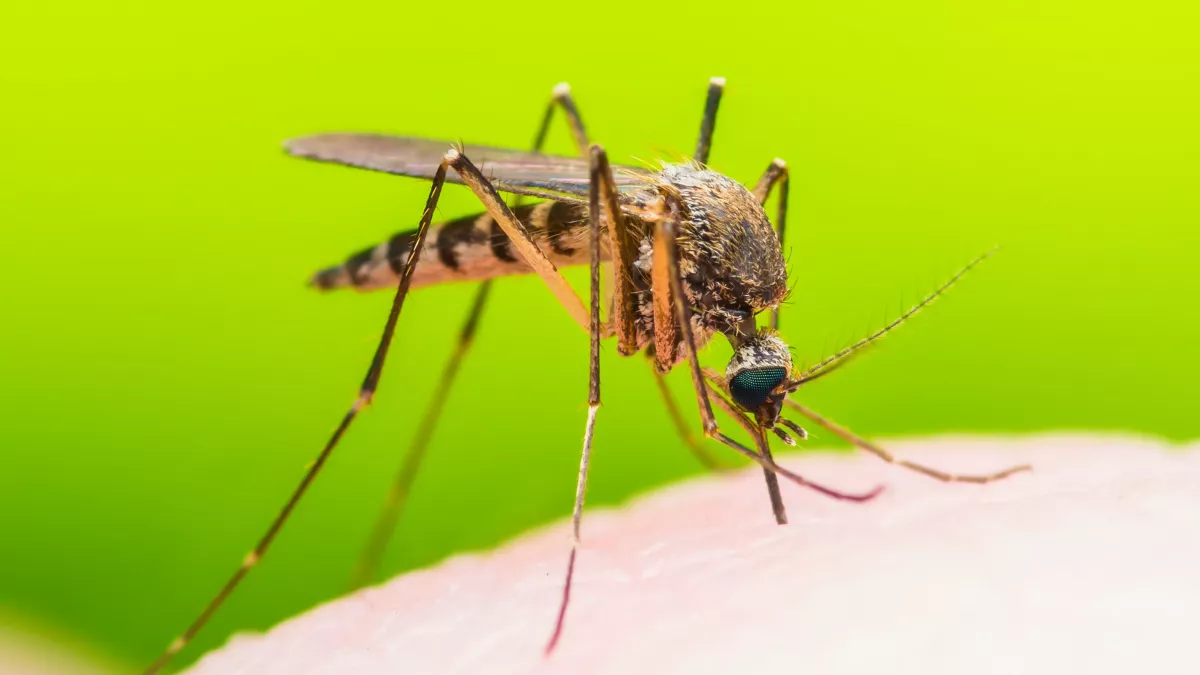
[725,330,793,429]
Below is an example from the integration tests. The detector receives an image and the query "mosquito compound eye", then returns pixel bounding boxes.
[728,367,788,410]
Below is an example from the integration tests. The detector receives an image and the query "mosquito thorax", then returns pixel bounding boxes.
[725,331,793,428]
[656,163,788,328]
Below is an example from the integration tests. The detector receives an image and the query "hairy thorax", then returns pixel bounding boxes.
[630,163,789,365]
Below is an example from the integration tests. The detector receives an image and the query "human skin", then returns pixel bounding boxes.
[184,435,1200,675]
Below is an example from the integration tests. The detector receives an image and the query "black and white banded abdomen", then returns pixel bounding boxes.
[311,196,724,366]
[310,201,602,292]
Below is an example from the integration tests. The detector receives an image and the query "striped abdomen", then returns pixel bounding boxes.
[311,201,604,292]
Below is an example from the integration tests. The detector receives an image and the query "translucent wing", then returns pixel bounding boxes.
[285,133,657,205]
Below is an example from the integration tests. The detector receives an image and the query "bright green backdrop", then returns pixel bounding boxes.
[1,0,1196,670]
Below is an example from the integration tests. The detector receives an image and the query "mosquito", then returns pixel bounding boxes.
[145,77,1030,673]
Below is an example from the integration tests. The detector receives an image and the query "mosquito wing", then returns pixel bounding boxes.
[285,133,657,206]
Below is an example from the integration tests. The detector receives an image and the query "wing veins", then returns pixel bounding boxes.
[285,133,655,209]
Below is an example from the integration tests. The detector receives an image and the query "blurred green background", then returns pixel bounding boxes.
[1,0,1196,670]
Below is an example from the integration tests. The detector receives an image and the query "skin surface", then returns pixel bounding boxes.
[180,435,1198,675]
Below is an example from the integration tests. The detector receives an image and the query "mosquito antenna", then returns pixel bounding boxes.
[794,248,998,381]
[788,344,867,389]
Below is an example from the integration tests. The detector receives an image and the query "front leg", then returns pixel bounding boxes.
[649,204,787,522]
[649,198,882,505]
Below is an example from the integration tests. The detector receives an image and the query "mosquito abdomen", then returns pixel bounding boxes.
[310,201,599,292]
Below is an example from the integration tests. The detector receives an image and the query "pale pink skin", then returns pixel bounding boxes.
[187,435,1200,675]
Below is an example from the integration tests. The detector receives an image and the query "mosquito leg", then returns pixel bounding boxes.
[144,161,452,675]
[752,157,788,213]
[691,368,786,520]
[785,400,1031,484]
[593,146,638,356]
[705,388,876,500]
[349,86,595,590]
[646,180,786,520]
[702,368,857,508]
[346,280,491,589]
[532,82,591,157]
[694,76,725,166]
[752,158,790,331]
[650,199,883,505]
[649,215,679,373]
[647,199,782,521]
[545,144,608,654]
[649,356,727,472]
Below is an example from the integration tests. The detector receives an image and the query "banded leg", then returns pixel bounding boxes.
[545,144,616,654]
[349,84,593,590]
[752,158,790,331]
[650,198,884,504]
[694,76,725,166]
[144,161,451,675]
[787,401,1031,484]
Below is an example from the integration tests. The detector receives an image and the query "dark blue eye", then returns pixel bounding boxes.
[729,367,788,410]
